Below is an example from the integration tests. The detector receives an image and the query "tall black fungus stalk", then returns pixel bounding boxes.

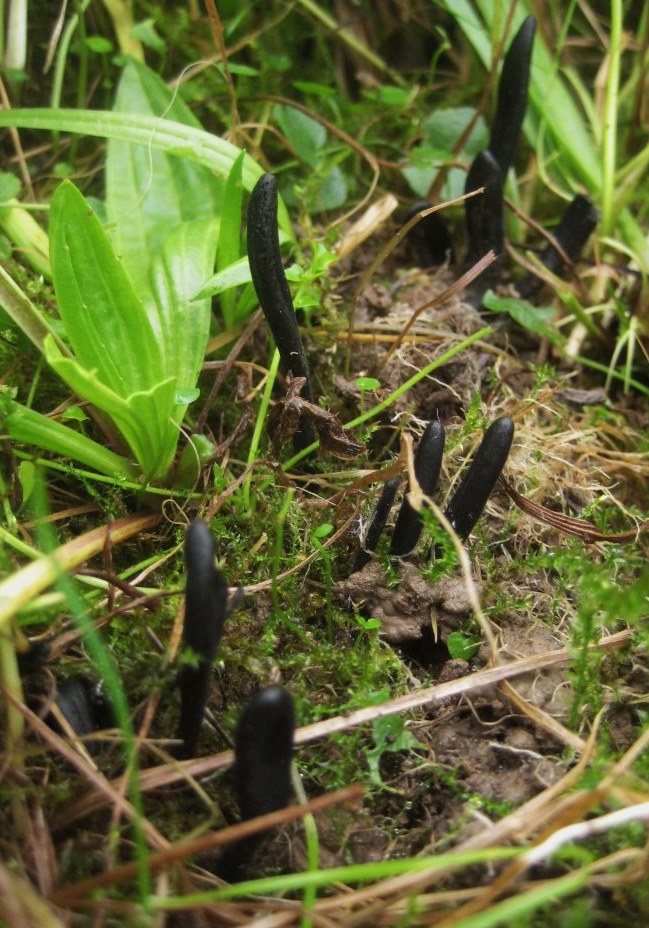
[247,173,317,453]
[218,685,295,882]
[465,18,535,303]
[176,520,229,759]
[391,420,446,557]
[489,17,536,180]
[464,150,504,299]
[518,194,599,298]
[444,417,514,541]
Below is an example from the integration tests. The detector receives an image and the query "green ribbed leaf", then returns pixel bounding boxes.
[49,181,166,400]
[45,335,177,481]
[149,216,219,406]
[106,60,223,297]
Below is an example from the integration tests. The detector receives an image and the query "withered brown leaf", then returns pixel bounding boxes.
[268,375,365,460]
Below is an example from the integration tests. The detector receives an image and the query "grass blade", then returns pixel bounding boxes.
[0,108,292,234]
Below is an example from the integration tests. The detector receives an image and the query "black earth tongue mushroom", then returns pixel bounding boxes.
[48,677,114,752]
[353,477,400,572]
[175,519,231,760]
[218,685,295,883]
[403,201,456,268]
[247,173,317,455]
[391,420,446,557]
[52,677,98,737]
[517,194,600,299]
[443,416,514,542]
[464,149,504,302]
[489,16,536,180]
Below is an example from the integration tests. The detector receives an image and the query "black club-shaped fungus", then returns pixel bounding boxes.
[391,420,446,557]
[247,173,317,454]
[175,519,230,759]
[443,416,514,541]
[218,685,295,881]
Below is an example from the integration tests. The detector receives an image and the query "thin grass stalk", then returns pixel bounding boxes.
[279,326,493,474]
[244,347,280,512]
[600,0,623,238]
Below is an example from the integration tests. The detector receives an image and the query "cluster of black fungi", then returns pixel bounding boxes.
[18,15,602,881]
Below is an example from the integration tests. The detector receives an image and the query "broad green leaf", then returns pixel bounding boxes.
[275,104,326,167]
[422,106,487,155]
[217,150,245,328]
[49,180,166,400]
[311,164,348,212]
[130,18,166,53]
[194,255,251,300]
[148,217,219,405]
[0,109,292,235]
[106,59,222,296]
[17,461,36,504]
[45,336,177,481]
[446,631,480,660]
[0,394,137,479]
[482,290,559,341]
[0,172,21,201]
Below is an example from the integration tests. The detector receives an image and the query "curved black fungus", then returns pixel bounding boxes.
[391,420,446,557]
[52,677,99,737]
[404,201,456,267]
[443,416,514,541]
[518,194,600,298]
[247,173,317,453]
[45,677,113,757]
[175,519,230,760]
[218,685,295,882]
[464,150,504,299]
[489,17,536,179]
[353,477,400,572]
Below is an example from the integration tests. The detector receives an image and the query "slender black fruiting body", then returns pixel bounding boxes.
[218,685,295,882]
[489,17,537,179]
[464,149,504,297]
[518,194,600,298]
[247,173,317,453]
[463,18,534,302]
[404,201,456,268]
[176,519,229,759]
[391,420,446,557]
[444,416,514,541]
[353,477,400,572]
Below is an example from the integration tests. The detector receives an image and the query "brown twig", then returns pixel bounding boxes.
[500,476,649,542]
[51,784,363,907]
